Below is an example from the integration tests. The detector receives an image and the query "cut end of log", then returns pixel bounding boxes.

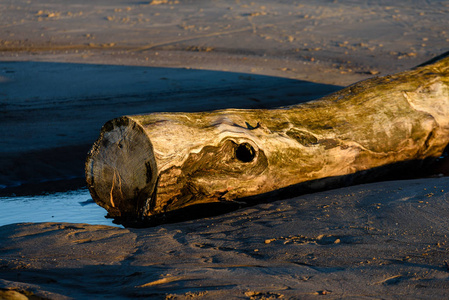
[85,117,157,219]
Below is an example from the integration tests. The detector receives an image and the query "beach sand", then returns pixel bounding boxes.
[1,0,449,298]
[2,178,449,299]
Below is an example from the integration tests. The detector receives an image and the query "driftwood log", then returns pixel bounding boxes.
[86,53,449,223]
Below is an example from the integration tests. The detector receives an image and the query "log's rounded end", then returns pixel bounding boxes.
[85,116,157,219]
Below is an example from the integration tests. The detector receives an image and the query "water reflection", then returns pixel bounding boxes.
[0,189,120,227]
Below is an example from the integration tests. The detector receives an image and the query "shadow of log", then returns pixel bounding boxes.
[0,61,342,195]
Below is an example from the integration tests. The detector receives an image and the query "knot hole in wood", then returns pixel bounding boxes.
[235,143,256,163]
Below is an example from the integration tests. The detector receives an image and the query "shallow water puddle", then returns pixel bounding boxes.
[0,189,120,227]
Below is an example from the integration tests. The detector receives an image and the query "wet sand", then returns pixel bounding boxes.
[1,0,449,298]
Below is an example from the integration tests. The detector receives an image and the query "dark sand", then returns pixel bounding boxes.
[1,0,449,299]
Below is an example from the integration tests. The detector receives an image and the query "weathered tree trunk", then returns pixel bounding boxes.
[86,53,449,222]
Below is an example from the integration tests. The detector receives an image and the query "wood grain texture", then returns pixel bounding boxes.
[86,53,449,222]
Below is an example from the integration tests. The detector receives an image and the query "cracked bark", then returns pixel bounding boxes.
[86,52,449,222]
